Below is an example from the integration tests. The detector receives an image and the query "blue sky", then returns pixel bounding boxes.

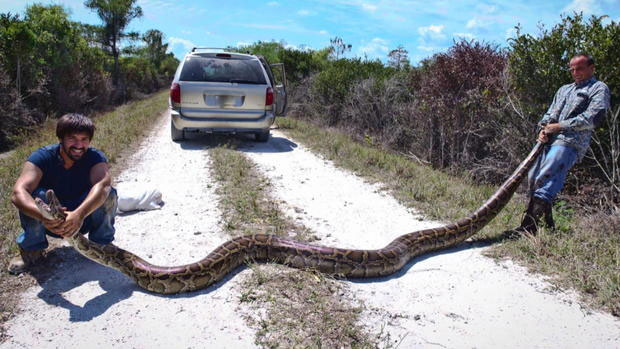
[2,0,619,64]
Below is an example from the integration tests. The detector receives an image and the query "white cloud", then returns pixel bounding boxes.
[297,9,313,16]
[563,0,603,14]
[138,0,175,10]
[267,1,279,6]
[417,45,440,52]
[358,37,389,58]
[466,18,479,29]
[477,4,497,14]
[319,30,329,35]
[466,18,494,29]
[237,41,251,47]
[505,27,518,39]
[454,32,475,40]
[361,3,378,12]
[418,24,446,39]
[169,37,196,52]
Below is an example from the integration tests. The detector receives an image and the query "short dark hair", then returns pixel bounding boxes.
[56,113,95,140]
[572,53,594,66]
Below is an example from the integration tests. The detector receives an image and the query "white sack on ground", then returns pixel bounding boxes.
[115,184,163,212]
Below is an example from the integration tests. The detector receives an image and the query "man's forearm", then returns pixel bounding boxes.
[11,189,46,221]
[73,182,111,220]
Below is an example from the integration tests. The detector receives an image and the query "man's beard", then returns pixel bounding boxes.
[61,143,86,161]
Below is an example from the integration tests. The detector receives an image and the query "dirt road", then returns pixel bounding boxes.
[2,113,619,348]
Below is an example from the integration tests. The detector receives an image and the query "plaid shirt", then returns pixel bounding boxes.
[539,77,610,161]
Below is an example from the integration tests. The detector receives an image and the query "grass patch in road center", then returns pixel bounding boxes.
[276,117,620,317]
[209,144,310,239]
[208,143,388,348]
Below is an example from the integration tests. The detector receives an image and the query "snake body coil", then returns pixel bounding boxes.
[35,142,544,294]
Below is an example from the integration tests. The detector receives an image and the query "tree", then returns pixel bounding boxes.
[388,45,410,69]
[509,14,620,114]
[329,36,352,60]
[0,13,36,98]
[84,0,143,87]
[142,29,167,69]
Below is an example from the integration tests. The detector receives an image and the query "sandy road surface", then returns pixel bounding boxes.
[241,129,620,348]
[2,115,619,349]
[2,114,257,348]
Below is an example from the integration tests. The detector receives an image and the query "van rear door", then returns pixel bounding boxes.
[270,63,288,116]
[258,56,288,116]
[179,55,268,120]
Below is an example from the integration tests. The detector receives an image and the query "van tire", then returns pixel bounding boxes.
[255,130,270,142]
[171,120,185,141]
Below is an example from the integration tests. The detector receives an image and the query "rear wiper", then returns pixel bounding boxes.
[229,79,260,84]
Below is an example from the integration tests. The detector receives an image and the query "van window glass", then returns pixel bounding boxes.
[180,56,267,84]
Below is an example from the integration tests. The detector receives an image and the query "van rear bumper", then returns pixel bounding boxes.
[171,109,274,132]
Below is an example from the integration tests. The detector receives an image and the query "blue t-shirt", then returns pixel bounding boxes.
[27,144,108,210]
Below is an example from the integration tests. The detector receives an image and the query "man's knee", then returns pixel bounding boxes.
[103,187,118,214]
[84,187,116,244]
[31,187,48,201]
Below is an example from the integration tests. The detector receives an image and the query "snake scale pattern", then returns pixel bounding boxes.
[34,142,544,294]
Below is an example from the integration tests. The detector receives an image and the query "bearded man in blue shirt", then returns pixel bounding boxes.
[8,113,117,274]
[512,54,610,236]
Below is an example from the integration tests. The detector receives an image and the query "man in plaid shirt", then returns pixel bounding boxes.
[513,53,610,235]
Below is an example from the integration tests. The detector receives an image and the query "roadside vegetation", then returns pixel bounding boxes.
[208,142,386,347]
[237,15,619,205]
[233,14,620,316]
[0,1,178,151]
[0,90,169,341]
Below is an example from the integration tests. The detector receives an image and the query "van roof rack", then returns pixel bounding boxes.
[191,47,227,52]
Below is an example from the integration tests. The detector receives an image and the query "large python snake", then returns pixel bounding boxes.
[34,142,544,294]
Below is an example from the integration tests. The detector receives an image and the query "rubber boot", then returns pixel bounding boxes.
[7,247,45,275]
[543,203,555,230]
[508,196,549,236]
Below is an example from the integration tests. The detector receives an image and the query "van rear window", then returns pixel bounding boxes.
[180,56,267,84]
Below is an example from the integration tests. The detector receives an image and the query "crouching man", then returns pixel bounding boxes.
[8,113,117,274]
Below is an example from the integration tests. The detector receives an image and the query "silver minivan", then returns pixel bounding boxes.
[169,48,287,141]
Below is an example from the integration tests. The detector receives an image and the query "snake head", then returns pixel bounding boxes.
[34,190,67,220]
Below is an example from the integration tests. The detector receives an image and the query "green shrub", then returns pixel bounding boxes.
[310,58,395,124]
[0,4,178,151]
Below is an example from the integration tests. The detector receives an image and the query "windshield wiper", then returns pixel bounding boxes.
[229,79,260,84]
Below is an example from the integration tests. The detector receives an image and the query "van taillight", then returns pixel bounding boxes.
[170,83,181,104]
[266,87,274,106]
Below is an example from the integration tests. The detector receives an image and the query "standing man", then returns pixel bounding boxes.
[512,53,610,235]
[8,113,117,274]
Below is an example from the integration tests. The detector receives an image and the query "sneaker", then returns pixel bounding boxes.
[7,247,45,275]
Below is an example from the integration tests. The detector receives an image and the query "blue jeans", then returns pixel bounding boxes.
[16,187,117,251]
[528,145,578,204]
